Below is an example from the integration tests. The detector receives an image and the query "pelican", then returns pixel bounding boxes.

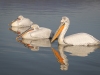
[16,24,53,39]
[10,15,33,27]
[51,16,100,46]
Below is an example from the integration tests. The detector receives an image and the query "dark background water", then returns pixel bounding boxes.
[0,0,100,75]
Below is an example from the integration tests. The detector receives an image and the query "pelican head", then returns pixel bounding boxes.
[17,15,24,20]
[61,16,70,24]
[30,24,39,30]
[51,16,70,43]
[10,15,24,26]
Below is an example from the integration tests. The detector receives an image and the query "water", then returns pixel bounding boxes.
[0,0,100,75]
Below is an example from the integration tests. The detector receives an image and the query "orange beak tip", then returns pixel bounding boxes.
[51,39,55,43]
[51,40,53,43]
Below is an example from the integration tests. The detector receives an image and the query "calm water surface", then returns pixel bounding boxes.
[0,0,100,75]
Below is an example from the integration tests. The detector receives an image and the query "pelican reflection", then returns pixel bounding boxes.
[64,45,99,57]
[51,45,99,71]
[52,45,69,71]
[17,39,51,51]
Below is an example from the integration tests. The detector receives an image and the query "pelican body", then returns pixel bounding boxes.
[51,16,100,46]
[10,15,33,27]
[17,24,52,39]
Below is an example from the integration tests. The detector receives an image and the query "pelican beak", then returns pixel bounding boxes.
[51,23,65,43]
[9,17,21,26]
[9,20,15,26]
[16,27,31,39]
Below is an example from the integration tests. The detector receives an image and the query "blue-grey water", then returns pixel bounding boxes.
[0,0,100,75]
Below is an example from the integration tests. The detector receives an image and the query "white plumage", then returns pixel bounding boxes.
[10,15,33,27]
[51,16,100,46]
[19,24,52,39]
[64,33,100,46]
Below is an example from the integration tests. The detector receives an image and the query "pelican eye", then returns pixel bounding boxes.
[17,18,21,20]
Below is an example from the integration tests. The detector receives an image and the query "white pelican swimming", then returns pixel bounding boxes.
[16,24,52,39]
[10,15,33,27]
[51,16,100,46]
